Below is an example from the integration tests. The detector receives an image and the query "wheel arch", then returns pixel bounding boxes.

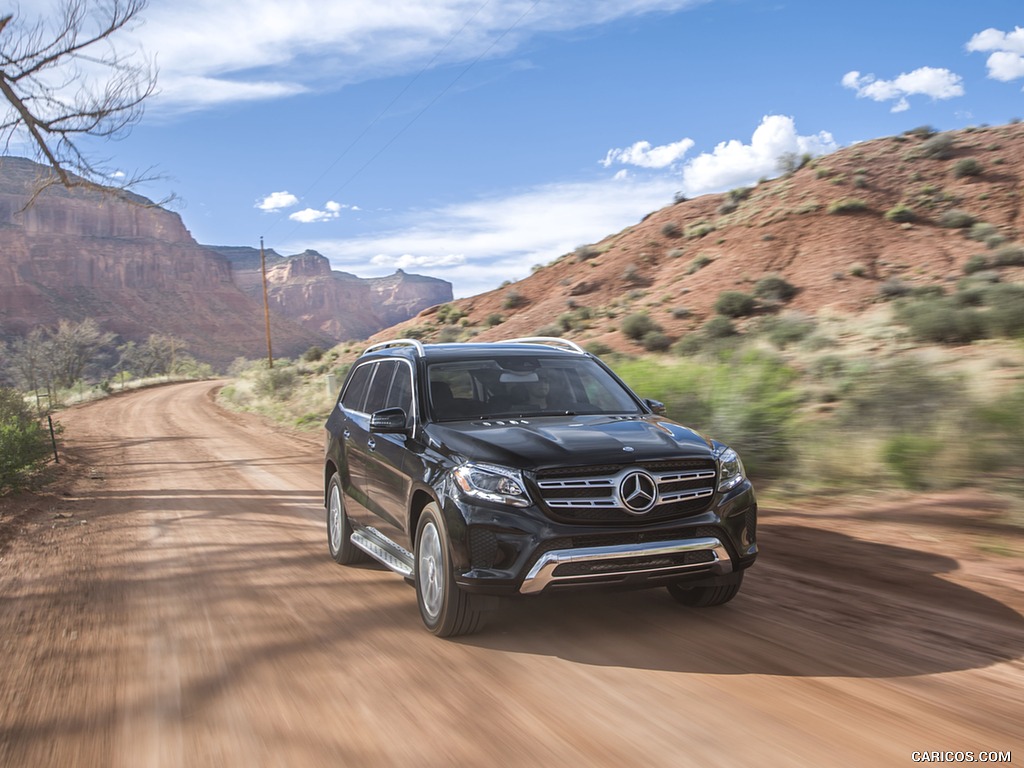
[323,459,339,506]
[408,488,437,544]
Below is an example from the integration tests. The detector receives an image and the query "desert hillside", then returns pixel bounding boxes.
[377,123,1024,351]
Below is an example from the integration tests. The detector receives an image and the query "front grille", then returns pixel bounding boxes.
[534,459,717,524]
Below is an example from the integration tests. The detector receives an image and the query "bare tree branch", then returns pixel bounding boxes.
[0,1,159,196]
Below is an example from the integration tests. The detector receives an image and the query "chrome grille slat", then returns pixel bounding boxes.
[534,459,718,523]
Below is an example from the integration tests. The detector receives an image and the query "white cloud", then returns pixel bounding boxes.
[601,138,695,169]
[294,174,679,298]
[371,253,467,269]
[680,115,837,197]
[842,67,964,112]
[128,1,705,112]
[257,191,299,211]
[286,199,359,222]
[967,28,1024,83]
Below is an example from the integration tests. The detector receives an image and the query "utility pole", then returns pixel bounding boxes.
[260,236,274,369]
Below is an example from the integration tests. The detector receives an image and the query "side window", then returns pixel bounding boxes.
[340,363,374,412]
[385,363,413,414]
[364,360,398,414]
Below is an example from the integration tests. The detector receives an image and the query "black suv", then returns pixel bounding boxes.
[323,337,757,636]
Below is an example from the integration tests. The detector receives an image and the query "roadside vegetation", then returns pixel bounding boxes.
[0,319,212,492]
[222,296,1024,503]
[0,387,56,492]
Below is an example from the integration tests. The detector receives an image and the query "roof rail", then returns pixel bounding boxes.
[499,336,586,354]
[362,338,425,357]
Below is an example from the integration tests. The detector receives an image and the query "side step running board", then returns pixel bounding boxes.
[350,527,414,578]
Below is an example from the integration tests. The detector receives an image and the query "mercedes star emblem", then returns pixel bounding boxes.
[618,470,658,514]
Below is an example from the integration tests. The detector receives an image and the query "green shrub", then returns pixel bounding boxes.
[758,313,816,348]
[687,254,713,274]
[621,263,645,284]
[939,209,975,229]
[952,157,983,178]
[584,342,613,357]
[838,358,963,431]
[574,245,600,262]
[703,315,737,338]
[878,279,914,300]
[827,198,869,214]
[714,291,757,317]
[661,221,682,238]
[983,284,1024,337]
[919,133,956,159]
[904,125,937,139]
[254,366,298,400]
[896,297,986,344]
[532,324,562,338]
[621,313,660,340]
[967,222,999,243]
[991,245,1024,267]
[302,346,325,363]
[436,303,467,324]
[753,274,798,303]
[883,434,943,489]
[884,204,916,223]
[485,313,504,327]
[503,290,527,309]
[963,255,990,275]
[0,388,53,491]
[685,221,715,239]
[642,331,672,352]
[436,326,462,343]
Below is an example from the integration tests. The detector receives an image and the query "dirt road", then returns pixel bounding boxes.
[1,381,1021,767]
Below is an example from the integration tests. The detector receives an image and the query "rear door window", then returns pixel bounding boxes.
[341,363,374,413]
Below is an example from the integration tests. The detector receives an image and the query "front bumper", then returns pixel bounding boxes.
[519,535,734,595]
[441,481,758,596]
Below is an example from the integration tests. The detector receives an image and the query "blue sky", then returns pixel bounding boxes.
[20,0,1024,297]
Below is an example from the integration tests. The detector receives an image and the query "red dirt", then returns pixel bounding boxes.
[1,382,1021,766]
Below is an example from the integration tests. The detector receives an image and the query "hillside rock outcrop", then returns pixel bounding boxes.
[214,247,452,341]
[0,157,451,367]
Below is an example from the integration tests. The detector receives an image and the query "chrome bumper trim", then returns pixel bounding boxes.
[519,536,731,595]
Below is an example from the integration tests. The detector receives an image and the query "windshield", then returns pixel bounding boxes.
[427,355,642,422]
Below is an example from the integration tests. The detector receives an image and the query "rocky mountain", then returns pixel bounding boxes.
[0,157,451,367]
[377,122,1024,352]
[209,246,452,341]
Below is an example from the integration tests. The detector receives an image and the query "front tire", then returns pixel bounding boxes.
[667,573,743,607]
[326,473,369,565]
[414,503,485,637]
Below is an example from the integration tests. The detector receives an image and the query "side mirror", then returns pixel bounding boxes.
[644,398,666,415]
[370,407,409,434]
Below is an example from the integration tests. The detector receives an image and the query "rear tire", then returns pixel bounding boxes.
[667,573,743,607]
[326,473,369,565]
[414,503,486,637]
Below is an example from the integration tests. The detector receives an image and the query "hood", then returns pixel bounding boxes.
[426,414,714,470]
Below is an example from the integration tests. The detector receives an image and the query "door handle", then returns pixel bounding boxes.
[343,429,351,439]
[367,438,376,451]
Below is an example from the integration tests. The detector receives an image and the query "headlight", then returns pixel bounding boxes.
[453,462,530,507]
[716,447,746,492]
